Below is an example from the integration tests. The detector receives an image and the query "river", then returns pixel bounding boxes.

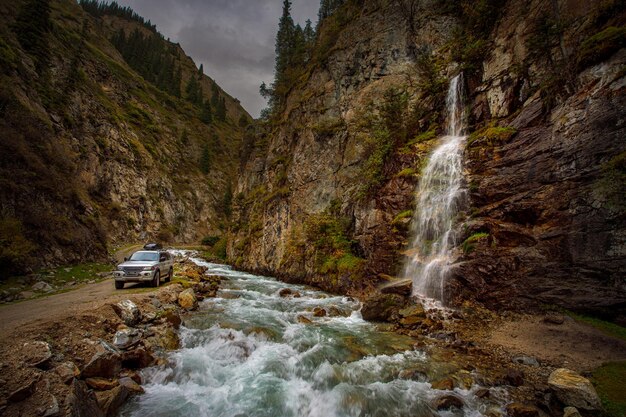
[120,253,505,417]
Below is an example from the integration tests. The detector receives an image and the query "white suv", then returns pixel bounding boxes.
[114,246,174,289]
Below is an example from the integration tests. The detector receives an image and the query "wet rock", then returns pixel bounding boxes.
[118,377,144,394]
[7,377,38,403]
[563,406,583,417]
[81,346,122,379]
[432,378,454,390]
[297,315,312,324]
[54,362,80,384]
[96,385,129,417]
[433,394,464,410]
[113,328,141,350]
[380,279,412,296]
[279,288,301,298]
[23,341,52,369]
[505,368,525,386]
[121,348,154,369]
[513,356,539,366]
[148,326,180,351]
[119,370,142,385]
[151,297,162,309]
[543,314,565,325]
[398,369,427,381]
[66,379,104,417]
[161,306,182,329]
[485,406,505,417]
[548,368,601,410]
[112,300,142,326]
[313,307,327,317]
[85,378,118,391]
[505,403,540,417]
[327,306,348,317]
[178,288,198,310]
[475,388,490,399]
[361,293,406,322]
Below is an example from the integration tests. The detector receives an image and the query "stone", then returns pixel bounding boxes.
[278,288,301,297]
[431,378,454,391]
[297,315,312,324]
[563,406,583,417]
[42,395,60,417]
[544,314,565,325]
[32,281,53,292]
[113,328,141,350]
[54,362,80,384]
[81,347,122,379]
[121,347,155,369]
[475,388,490,399]
[548,368,601,410]
[398,304,426,318]
[7,378,38,403]
[118,377,144,394]
[398,369,427,381]
[66,379,104,417]
[313,307,327,317]
[513,356,539,366]
[505,403,540,417]
[178,288,198,310]
[112,300,142,326]
[119,370,142,385]
[23,341,52,369]
[85,378,119,391]
[161,307,182,329]
[327,306,348,317]
[433,394,464,410]
[96,385,129,417]
[380,278,413,296]
[505,368,525,386]
[360,293,406,322]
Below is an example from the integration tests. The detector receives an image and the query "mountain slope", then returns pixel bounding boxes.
[0,0,250,274]
[231,0,626,318]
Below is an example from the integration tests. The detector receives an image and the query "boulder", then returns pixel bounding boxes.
[121,347,155,369]
[23,341,52,369]
[543,313,565,325]
[112,300,142,326]
[113,328,141,350]
[548,368,601,410]
[327,306,348,317]
[85,378,119,391]
[118,377,144,394]
[380,278,413,296]
[96,385,129,417]
[431,378,454,391]
[178,288,198,310]
[297,315,312,324]
[54,362,80,384]
[505,403,540,417]
[161,307,182,329]
[66,379,104,417]
[313,307,327,317]
[279,288,301,298]
[433,394,464,410]
[475,388,490,399]
[513,356,539,367]
[81,346,122,379]
[32,281,53,292]
[360,293,406,322]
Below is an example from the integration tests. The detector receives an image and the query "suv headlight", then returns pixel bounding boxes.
[143,266,156,271]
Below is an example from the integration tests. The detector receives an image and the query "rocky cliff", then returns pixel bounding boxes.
[0,0,250,274]
[231,0,625,318]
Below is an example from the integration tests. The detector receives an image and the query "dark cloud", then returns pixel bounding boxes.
[115,0,319,117]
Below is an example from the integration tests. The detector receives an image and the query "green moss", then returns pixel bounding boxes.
[461,232,489,253]
[395,168,416,178]
[468,126,517,147]
[578,26,626,69]
[407,128,438,146]
[392,210,413,225]
[593,362,626,417]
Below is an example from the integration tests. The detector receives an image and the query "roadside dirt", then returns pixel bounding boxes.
[488,314,626,372]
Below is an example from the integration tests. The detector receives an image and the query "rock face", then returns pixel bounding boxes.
[547,368,601,410]
[231,0,626,316]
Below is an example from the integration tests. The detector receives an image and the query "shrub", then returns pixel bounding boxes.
[461,232,489,253]
[0,217,35,276]
[578,26,626,69]
[201,235,220,246]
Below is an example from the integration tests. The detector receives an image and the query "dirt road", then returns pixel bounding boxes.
[0,243,149,339]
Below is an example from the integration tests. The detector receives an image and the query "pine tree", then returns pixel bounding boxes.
[12,0,51,70]
[185,76,200,104]
[198,63,203,76]
[274,0,295,86]
[216,97,227,122]
[200,143,210,174]
[200,100,212,124]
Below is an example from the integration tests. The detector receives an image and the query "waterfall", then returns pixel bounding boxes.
[402,73,467,305]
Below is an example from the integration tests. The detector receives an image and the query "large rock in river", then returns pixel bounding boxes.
[361,293,406,322]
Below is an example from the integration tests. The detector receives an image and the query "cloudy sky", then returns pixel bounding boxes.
[115,0,319,117]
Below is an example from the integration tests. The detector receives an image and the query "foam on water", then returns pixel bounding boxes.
[121,251,504,416]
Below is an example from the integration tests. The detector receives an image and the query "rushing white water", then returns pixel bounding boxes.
[402,74,468,305]
[120,251,504,417]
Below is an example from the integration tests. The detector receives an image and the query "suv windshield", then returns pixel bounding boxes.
[129,251,159,262]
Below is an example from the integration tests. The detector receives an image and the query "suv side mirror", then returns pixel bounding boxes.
[124,257,128,262]
[160,256,166,262]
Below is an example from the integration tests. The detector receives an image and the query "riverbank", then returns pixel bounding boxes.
[1,254,624,416]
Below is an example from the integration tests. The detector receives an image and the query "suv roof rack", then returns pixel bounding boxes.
[143,243,162,250]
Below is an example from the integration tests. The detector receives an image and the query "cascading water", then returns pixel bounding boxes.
[402,73,468,305]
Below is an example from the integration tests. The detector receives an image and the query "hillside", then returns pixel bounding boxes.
[230,0,626,319]
[0,0,250,274]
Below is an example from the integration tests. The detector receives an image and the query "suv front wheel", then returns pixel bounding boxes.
[115,281,124,290]
[152,270,160,288]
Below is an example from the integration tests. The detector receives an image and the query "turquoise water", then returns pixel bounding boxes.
[121,255,503,417]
